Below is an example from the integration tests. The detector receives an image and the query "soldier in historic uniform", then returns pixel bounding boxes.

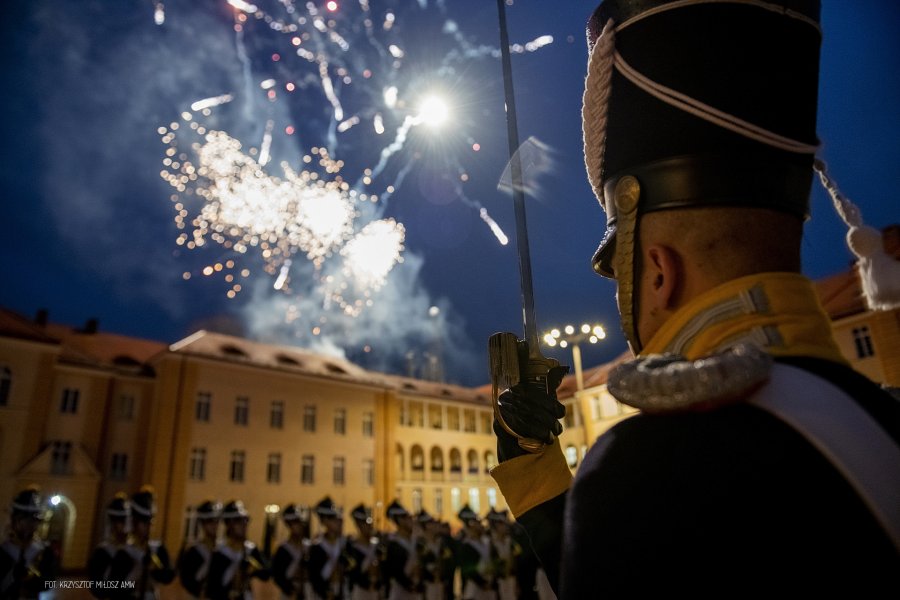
[126,486,175,599]
[454,506,494,600]
[306,497,347,600]
[414,510,452,600]
[271,504,310,600]
[382,500,422,600]
[88,492,133,599]
[0,486,57,599]
[177,499,222,599]
[484,510,518,600]
[489,0,900,598]
[343,503,383,600]
[206,500,270,600]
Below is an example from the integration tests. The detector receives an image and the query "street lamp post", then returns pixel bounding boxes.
[542,323,606,392]
[542,323,606,449]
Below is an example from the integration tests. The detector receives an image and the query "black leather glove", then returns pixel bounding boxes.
[494,364,568,462]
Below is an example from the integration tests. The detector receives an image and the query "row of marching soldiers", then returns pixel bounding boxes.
[0,484,546,600]
[174,495,540,600]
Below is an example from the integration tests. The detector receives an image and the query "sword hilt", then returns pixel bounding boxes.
[489,332,561,453]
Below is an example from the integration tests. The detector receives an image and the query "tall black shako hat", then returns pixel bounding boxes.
[385,499,410,522]
[107,492,130,520]
[457,504,479,525]
[314,496,342,520]
[131,485,156,522]
[350,503,373,525]
[196,499,222,521]
[282,503,310,523]
[583,0,821,351]
[221,500,250,521]
[11,485,43,517]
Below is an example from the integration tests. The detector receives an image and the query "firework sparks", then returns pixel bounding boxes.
[158,0,553,328]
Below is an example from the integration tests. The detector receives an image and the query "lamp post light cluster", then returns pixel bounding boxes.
[542,323,606,392]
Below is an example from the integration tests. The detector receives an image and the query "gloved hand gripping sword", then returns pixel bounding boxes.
[490,0,568,457]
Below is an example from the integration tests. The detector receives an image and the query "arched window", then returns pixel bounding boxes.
[449,448,462,473]
[430,447,444,472]
[467,449,479,474]
[484,451,497,473]
[411,445,425,472]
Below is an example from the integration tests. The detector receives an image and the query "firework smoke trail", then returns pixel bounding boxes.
[154,0,556,379]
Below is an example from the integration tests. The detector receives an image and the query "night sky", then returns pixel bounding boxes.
[1,1,897,386]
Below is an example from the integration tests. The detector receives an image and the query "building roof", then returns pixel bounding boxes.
[168,330,489,403]
[0,308,167,376]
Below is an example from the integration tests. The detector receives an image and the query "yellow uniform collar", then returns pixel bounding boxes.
[641,272,847,365]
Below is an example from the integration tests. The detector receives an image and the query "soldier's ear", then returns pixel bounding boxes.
[646,244,681,310]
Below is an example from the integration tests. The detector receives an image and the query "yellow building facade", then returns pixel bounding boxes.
[0,310,505,572]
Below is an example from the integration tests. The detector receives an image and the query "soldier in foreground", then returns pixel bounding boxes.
[489,0,900,597]
[88,493,132,599]
[127,487,175,599]
[382,500,421,600]
[206,500,270,599]
[344,503,383,600]
[271,504,310,599]
[0,486,57,599]
[306,497,346,600]
[177,500,222,599]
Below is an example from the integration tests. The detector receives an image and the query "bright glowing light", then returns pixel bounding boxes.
[326,1,338,11]
[564,325,575,335]
[418,96,449,127]
[50,495,61,506]
[341,219,405,290]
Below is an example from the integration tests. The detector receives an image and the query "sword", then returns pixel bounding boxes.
[489,0,563,454]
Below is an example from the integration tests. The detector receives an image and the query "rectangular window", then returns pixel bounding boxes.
[110,453,128,481]
[301,455,315,484]
[564,403,577,428]
[189,448,206,481]
[270,401,284,429]
[410,401,424,427]
[362,411,374,437]
[334,408,346,435]
[479,411,492,434]
[447,408,460,431]
[196,392,211,422]
[60,388,80,414]
[852,326,876,359]
[468,488,481,513]
[463,409,476,433]
[230,450,245,483]
[434,488,443,516]
[117,394,135,421]
[450,487,461,513]
[362,459,374,487]
[333,457,345,485]
[0,366,10,407]
[234,396,249,426]
[429,405,443,429]
[51,441,72,475]
[303,405,317,432]
[267,453,282,484]
[412,488,423,514]
[487,488,497,508]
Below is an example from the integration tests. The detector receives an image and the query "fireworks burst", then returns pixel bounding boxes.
[157,0,553,341]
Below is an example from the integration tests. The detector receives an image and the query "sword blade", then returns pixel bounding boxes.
[496,0,539,352]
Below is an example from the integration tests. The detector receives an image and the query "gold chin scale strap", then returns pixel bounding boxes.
[611,175,641,353]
